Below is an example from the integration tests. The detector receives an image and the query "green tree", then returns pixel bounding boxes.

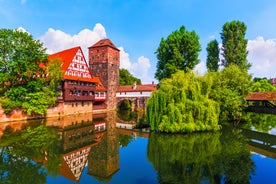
[251,78,276,92]
[119,68,141,85]
[210,65,253,123]
[206,39,219,72]
[147,70,220,133]
[220,20,250,71]
[155,26,201,81]
[0,124,61,184]
[0,29,63,115]
[0,29,47,91]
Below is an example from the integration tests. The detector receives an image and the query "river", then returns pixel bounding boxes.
[0,111,275,184]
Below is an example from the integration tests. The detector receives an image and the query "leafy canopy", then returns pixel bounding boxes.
[251,78,276,92]
[147,70,220,133]
[206,39,219,72]
[119,68,141,85]
[155,26,201,81]
[210,64,253,122]
[221,20,250,71]
[0,28,63,115]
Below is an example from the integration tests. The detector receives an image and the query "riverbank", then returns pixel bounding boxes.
[0,102,109,123]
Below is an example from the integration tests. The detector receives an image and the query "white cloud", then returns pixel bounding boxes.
[194,61,207,75]
[39,23,154,84]
[118,47,131,70]
[20,0,26,4]
[39,23,106,57]
[131,56,152,84]
[248,36,276,78]
[119,46,154,84]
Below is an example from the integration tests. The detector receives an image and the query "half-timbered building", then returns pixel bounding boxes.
[48,46,107,112]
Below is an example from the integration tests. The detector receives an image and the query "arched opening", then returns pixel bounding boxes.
[118,99,133,110]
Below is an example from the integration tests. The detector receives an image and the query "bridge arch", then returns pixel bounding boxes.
[117,97,147,111]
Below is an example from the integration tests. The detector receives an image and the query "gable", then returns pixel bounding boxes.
[65,48,92,79]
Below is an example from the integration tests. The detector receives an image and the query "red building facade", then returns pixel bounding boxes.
[48,46,106,111]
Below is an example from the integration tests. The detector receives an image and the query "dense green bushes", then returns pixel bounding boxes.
[146,65,253,133]
[147,71,221,133]
[0,29,63,115]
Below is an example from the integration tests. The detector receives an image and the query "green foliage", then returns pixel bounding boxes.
[0,29,63,115]
[0,29,47,90]
[220,20,251,71]
[241,112,276,133]
[117,108,137,121]
[119,68,141,85]
[251,78,276,92]
[119,100,132,110]
[147,128,255,184]
[155,26,201,81]
[147,70,220,133]
[206,39,219,72]
[210,65,253,122]
[0,124,61,183]
[119,134,133,148]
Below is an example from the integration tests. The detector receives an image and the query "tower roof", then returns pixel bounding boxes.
[88,38,119,51]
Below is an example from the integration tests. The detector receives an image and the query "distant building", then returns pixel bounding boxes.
[116,83,157,98]
[271,78,276,86]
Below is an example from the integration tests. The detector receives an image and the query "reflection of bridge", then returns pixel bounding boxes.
[242,128,276,159]
[246,92,276,114]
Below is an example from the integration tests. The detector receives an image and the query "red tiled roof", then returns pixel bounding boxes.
[246,92,276,101]
[117,84,157,92]
[48,46,80,72]
[94,76,106,91]
[88,38,119,51]
[62,75,101,83]
[48,46,101,83]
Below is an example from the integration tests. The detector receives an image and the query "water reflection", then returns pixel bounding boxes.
[147,126,255,184]
[0,122,60,184]
[0,112,119,183]
[1,112,276,184]
[242,112,276,135]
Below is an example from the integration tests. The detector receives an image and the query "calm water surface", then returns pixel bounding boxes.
[0,112,275,184]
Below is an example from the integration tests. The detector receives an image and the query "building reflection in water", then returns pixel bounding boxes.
[45,111,119,183]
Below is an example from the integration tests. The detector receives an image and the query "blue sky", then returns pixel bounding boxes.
[1,0,276,83]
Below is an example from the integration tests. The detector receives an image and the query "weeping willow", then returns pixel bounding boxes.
[146,71,220,133]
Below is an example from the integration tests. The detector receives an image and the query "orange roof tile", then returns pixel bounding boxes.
[88,38,119,51]
[246,92,276,101]
[48,46,101,83]
[62,75,100,83]
[117,84,157,92]
[48,46,80,72]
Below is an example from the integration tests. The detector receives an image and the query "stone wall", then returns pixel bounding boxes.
[0,101,94,123]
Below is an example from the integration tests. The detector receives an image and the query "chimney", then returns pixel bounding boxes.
[132,81,137,90]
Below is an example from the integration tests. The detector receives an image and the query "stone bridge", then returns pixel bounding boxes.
[116,83,157,111]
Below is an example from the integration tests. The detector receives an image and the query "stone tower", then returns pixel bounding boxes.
[88,39,120,110]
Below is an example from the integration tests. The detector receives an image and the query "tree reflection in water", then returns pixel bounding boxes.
[0,124,61,184]
[147,126,255,184]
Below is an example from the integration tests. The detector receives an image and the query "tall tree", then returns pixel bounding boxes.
[0,28,63,115]
[206,39,219,72]
[155,26,201,81]
[210,65,252,122]
[220,20,250,71]
[119,68,141,85]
